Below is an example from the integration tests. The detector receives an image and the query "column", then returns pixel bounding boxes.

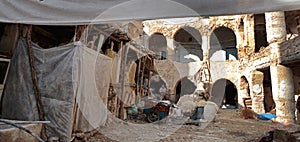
[166,37,175,61]
[251,71,265,114]
[246,15,255,49]
[200,18,210,61]
[265,11,286,59]
[201,35,209,61]
[270,65,295,124]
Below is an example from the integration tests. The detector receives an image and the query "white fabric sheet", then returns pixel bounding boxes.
[1,38,112,141]
[0,0,300,25]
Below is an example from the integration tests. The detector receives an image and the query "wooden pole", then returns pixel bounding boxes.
[118,41,129,119]
[25,25,47,141]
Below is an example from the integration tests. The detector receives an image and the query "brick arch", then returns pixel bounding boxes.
[148,30,168,37]
[209,23,237,35]
[149,32,165,37]
[212,77,238,89]
[173,26,202,40]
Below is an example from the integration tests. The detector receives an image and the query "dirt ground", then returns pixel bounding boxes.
[159,109,271,142]
[79,109,283,142]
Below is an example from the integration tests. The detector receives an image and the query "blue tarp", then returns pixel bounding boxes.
[258,113,277,120]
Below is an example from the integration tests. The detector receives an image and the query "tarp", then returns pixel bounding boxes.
[0,0,300,25]
[1,38,112,141]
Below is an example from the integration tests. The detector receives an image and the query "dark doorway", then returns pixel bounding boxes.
[224,81,238,107]
[260,68,276,113]
[175,77,197,103]
[211,79,238,108]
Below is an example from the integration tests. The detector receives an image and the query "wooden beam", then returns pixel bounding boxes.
[32,26,58,41]
[0,24,19,57]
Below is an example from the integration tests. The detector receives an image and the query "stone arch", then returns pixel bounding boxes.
[209,26,238,61]
[173,26,203,62]
[174,76,197,103]
[210,22,237,34]
[147,27,173,39]
[210,78,238,108]
[148,32,168,59]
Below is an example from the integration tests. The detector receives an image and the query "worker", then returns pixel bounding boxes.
[191,90,207,120]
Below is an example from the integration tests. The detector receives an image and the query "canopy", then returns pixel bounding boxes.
[1,0,300,25]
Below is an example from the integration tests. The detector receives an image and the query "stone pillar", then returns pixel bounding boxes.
[166,37,175,61]
[200,18,210,61]
[270,65,295,124]
[251,71,265,114]
[201,35,209,61]
[246,15,255,50]
[265,11,286,59]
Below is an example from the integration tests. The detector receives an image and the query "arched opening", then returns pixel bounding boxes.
[174,27,203,62]
[175,77,197,103]
[210,27,237,60]
[254,14,268,53]
[211,79,238,108]
[149,33,167,60]
[240,76,251,108]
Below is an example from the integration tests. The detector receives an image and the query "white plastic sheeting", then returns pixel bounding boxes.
[1,38,112,141]
[0,0,300,25]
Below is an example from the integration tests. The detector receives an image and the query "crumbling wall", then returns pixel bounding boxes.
[145,11,300,124]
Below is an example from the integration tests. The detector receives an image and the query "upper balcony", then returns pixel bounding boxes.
[279,36,300,65]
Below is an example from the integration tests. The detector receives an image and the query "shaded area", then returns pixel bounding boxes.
[210,79,237,108]
[260,68,276,113]
[254,14,268,53]
[175,77,197,103]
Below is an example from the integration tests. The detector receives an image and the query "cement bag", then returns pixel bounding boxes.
[176,95,196,116]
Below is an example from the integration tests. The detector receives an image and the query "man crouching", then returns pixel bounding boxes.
[191,90,208,120]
